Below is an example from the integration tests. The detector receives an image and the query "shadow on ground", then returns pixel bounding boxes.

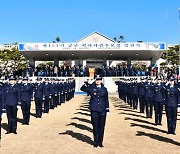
[59,96,94,145]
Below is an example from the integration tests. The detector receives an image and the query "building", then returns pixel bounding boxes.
[19,31,166,69]
[0,44,18,51]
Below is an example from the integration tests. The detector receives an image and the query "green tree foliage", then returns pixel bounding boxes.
[161,45,180,66]
[113,35,125,43]
[56,36,60,43]
[0,47,28,75]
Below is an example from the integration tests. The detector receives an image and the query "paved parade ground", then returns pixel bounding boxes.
[1,95,180,154]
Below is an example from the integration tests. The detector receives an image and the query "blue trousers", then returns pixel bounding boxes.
[21,101,31,124]
[139,95,145,113]
[145,97,153,118]
[165,106,177,134]
[35,98,43,118]
[154,102,163,124]
[6,105,18,132]
[44,97,50,113]
[91,111,107,145]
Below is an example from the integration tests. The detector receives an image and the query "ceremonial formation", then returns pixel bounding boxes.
[115,77,180,135]
[0,77,75,138]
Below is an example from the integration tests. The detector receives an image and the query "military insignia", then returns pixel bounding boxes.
[93,89,97,95]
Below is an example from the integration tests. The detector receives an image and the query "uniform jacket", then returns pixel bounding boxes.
[138,82,145,96]
[143,82,154,98]
[34,83,44,99]
[43,83,51,97]
[165,85,179,108]
[80,82,109,113]
[19,83,33,102]
[2,84,20,106]
[153,83,165,103]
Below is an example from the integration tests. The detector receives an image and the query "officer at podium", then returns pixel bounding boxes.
[80,75,109,148]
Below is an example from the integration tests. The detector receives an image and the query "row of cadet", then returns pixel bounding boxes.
[115,76,180,135]
[0,77,76,136]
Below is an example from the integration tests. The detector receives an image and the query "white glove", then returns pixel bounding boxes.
[17,105,21,109]
[49,96,51,98]
[43,97,45,100]
[178,108,180,112]
[165,82,169,86]
[1,113,6,118]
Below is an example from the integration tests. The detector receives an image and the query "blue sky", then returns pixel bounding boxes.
[0,0,179,44]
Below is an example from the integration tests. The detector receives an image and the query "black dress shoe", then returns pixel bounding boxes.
[99,144,104,148]
[93,144,98,148]
[172,132,176,135]
[13,131,17,134]
[5,132,10,134]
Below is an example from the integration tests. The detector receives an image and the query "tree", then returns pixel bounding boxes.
[119,35,124,43]
[161,45,180,66]
[113,37,117,42]
[56,36,60,43]
[0,48,28,76]
[113,35,125,43]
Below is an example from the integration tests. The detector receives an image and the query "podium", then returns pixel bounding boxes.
[89,68,95,78]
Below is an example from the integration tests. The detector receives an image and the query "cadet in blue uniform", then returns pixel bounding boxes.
[153,77,165,125]
[165,77,179,135]
[60,79,66,103]
[0,79,5,139]
[138,78,145,113]
[2,77,20,134]
[49,78,56,109]
[81,76,109,148]
[132,79,139,110]
[19,77,33,125]
[43,78,51,113]
[144,77,154,118]
[34,78,44,118]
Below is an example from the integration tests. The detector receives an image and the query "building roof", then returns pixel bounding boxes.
[76,31,115,43]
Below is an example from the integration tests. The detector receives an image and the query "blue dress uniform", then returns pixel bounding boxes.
[60,80,66,103]
[2,77,20,134]
[115,80,121,99]
[54,80,59,107]
[19,78,32,125]
[129,81,133,107]
[126,81,131,105]
[138,79,145,113]
[43,79,51,113]
[153,79,165,125]
[81,77,109,147]
[34,79,44,118]
[64,81,69,101]
[165,79,179,134]
[71,79,75,98]
[0,81,5,139]
[132,80,139,110]
[144,78,154,118]
[57,80,61,105]
[49,79,56,109]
